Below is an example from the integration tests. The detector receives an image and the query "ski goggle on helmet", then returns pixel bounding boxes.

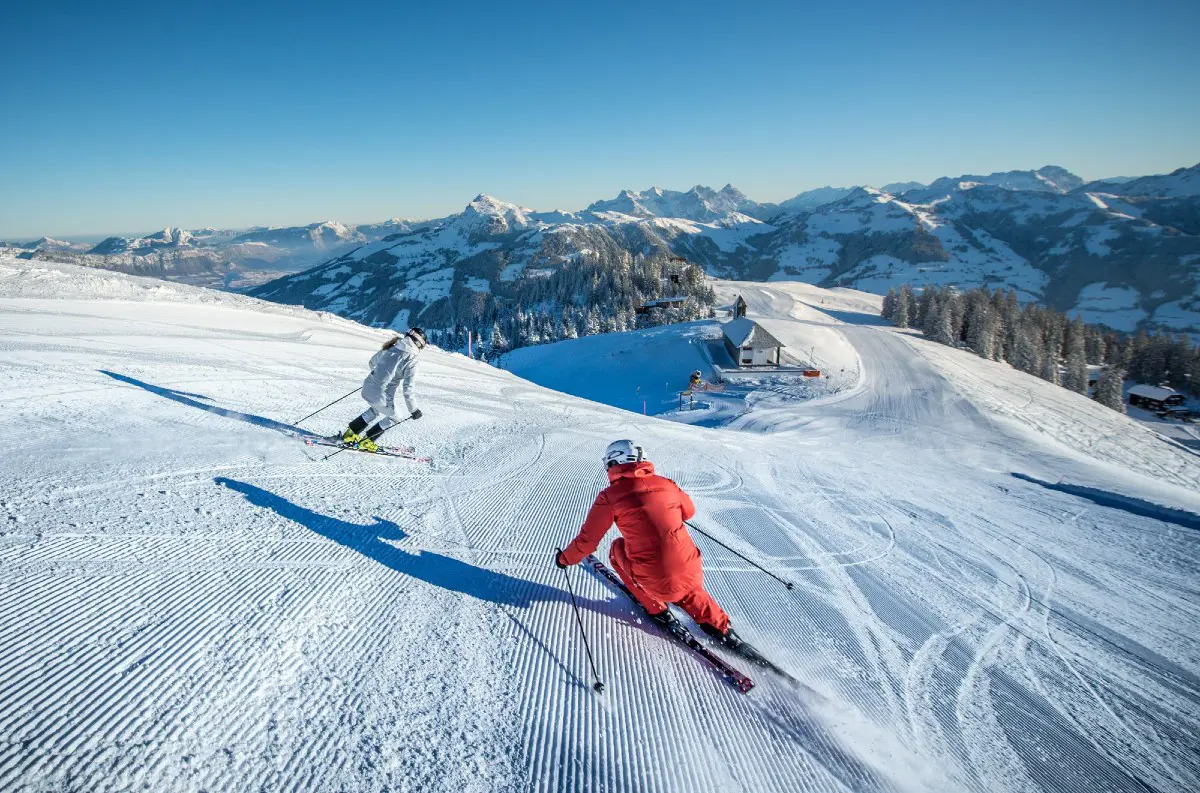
[603,439,645,469]
[406,327,427,349]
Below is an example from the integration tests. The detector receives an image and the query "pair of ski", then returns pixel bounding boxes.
[584,554,792,694]
[302,435,432,463]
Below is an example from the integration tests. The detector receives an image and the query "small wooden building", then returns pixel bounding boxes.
[722,317,784,367]
[1128,384,1185,411]
[636,296,689,315]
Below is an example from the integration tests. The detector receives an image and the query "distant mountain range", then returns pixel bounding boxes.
[6,163,1198,333]
[249,164,1200,335]
[0,219,419,290]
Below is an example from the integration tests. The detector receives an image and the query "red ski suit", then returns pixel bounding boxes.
[560,461,730,633]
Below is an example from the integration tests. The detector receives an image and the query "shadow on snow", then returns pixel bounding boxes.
[214,476,609,611]
[815,308,893,327]
[1011,472,1200,532]
[100,369,318,439]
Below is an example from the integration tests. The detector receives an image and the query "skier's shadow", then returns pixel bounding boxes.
[100,370,317,439]
[214,477,606,615]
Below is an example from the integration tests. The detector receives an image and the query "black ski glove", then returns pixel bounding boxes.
[410,409,423,420]
[554,551,568,569]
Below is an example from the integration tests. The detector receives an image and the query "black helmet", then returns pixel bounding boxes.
[407,327,427,349]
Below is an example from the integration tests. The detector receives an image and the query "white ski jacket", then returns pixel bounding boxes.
[362,337,421,417]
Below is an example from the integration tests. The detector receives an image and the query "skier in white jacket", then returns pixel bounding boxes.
[341,327,426,452]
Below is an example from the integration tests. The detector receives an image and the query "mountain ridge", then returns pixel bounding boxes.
[11,163,1198,335]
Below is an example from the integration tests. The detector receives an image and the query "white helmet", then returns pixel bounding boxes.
[603,439,645,469]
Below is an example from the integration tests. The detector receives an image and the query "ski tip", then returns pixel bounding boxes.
[738,679,754,693]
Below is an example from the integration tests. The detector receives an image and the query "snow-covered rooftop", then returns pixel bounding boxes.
[721,316,785,349]
[1128,384,1182,401]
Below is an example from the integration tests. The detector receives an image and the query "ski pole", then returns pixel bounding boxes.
[321,415,413,461]
[295,387,361,426]
[686,521,794,591]
[556,548,605,693]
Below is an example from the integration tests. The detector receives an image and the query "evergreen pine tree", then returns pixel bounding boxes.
[932,303,955,346]
[904,286,919,326]
[895,286,912,328]
[917,287,935,329]
[1063,348,1088,394]
[1093,367,1126,413]
[1040,341,1061,385]
[949,292,966,340]
[967,302,994,359]
[1166,336,1193,390]
[1012,330,1041,375]
[882,288,897,321]
[1084,327,1105,364]
[1001,290,1020,362]
[921,292,941,337]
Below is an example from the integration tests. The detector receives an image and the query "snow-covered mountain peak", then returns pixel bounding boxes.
[144,227,193,246]
[1032,165,1085,193]
[830,185,896,207]
[774,186,858,214]
[459,194,546,235]
[906,166,1085,203]
[22,236,80,251]
[586,184,763,223]
[468,193,527,212]
[1100,162,1200,198]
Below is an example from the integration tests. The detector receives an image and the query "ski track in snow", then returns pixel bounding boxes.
[1,261,1199,792]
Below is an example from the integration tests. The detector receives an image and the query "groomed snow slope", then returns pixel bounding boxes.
[2,259,1199,793]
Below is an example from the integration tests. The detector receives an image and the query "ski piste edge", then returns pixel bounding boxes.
[583,554,755,694]
[302,436,432,463]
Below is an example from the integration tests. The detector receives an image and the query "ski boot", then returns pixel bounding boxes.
[647,607,681,630]
[646,607,689,641]
[357,437,379,453]
[342,429,364,445]
[701,622,746,652]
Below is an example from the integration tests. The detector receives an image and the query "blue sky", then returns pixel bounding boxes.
[2,0,1197,239]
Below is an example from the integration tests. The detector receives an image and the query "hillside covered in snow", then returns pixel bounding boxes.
[244,164,1200,341]
[2,258,1198,793]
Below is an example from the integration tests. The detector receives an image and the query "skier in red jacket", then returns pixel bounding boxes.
[556,440,744,649]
